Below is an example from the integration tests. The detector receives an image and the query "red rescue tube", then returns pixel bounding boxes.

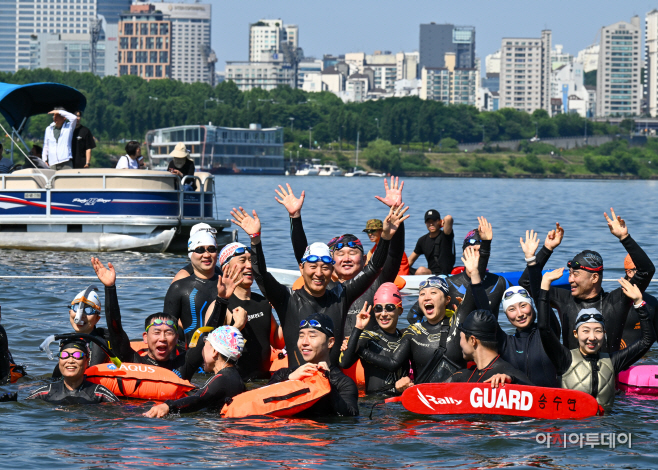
[342,360,366,387]
[85,363,195,400]
[269,348,289,373]
[221,371,331,418]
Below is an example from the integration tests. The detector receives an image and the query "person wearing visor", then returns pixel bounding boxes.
[52,287,110,378]
[462,233,560,387]
[408,208,454,276]
[145,326,246,418]
[27,338,118,404]
[275,178,408,339]
[172,223,222,283]
[519,209,655,353]
[164,230,222,345]
[339,283,410,395]
[356,275,472,392]
[620,254,658,356]
[538,268,655,408]
[448,309,532,386]
[207,242,284,381]
[91,257,244,380]
[270,313,359,417]
[363,218,410,276]
[230,202,407,370]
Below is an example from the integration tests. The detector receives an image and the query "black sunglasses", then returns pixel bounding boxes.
[189,246,218,254]
[374,304,400,313]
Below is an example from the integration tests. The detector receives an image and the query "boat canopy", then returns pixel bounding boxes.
[0,82,86,129]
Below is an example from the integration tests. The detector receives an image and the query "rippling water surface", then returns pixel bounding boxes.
[1,176,657,468]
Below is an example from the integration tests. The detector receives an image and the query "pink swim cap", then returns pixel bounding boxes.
[374,282,402,306]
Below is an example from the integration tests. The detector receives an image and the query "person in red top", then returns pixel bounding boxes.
[364,219,410,276]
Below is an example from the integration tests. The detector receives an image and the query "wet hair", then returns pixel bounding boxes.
[125,141,141,157]
[144,312,177,331]
[464,334,499,352]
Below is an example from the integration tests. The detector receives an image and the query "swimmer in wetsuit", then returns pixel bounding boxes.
[164,230,220,346]
[144,326,246,417]
[339,283,409,395]
[270,313,359,417]
[0,305,25,386]
[209,242,284,381]
[231,203,407,370]
[91,257,246,380]
[27,338,118,405]
[171,223,222,283]
[620,254,658,359]
[518,209,655,354]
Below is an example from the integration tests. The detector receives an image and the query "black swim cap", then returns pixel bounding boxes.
[299,313,335,338]
[59,337,89,355]
[458,309,498,342]
[462,229,482,250]
[568,250,603,272]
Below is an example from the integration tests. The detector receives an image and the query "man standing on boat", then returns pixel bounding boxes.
[71,110,96,169]
[42,107,77,171]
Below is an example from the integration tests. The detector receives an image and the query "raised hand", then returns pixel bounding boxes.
[91,257,116,287]
[541,267,564,289]
[381,204,410,240]
[604,207,628,240]
[274,183,305,218]
[520,230,539,260]
[544,222,564,251]
[477,216,493,241]
[230,207,261,237]
[355,302,372,330]
[618,277,643,304]
[229,306,247,330]
[375,176,404,208]
[217,263,242,299]
[461,246,481,284]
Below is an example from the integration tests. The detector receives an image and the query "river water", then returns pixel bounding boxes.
[0,176,657,469]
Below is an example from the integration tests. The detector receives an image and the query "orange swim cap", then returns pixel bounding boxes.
[624,254,635,271]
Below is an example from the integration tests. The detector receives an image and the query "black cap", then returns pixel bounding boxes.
[299,313,335,338]
[424,209,441,222]
[458,309,498,342]
[569,250,603,272]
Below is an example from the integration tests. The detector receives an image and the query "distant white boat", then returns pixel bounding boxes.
[366,172,385,177]
[295,164,320,176]
[318,164,344,176]
[344,170,368,177]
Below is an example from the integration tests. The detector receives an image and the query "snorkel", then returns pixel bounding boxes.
[39,333,122,367]
[73,285,99,326]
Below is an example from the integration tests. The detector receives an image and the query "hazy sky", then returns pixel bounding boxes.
[207,0,654,68]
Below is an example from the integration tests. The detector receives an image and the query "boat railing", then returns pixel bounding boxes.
[180,174,208,219]
[1,172,50,190]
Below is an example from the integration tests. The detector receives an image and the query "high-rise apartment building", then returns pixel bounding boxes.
[118,4,171,81]
[344,51,418,92]
[596,16,641,117]
[420,52,477,106]
[419,23,475,71]
[97,0,131,23]
[226,53,296,91]
[249,19,298,62]
[646,10,658,117]
[499,30,552,114]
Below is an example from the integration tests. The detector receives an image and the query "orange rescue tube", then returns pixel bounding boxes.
[130,341,149,356]
[85,363,195,400]
[269,348,289,373]
[221,371,331,418]
[342,359,366,387]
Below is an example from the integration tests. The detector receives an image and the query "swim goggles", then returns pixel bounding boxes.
[221,246,252,266]
[146,319,178,333]
[333,240,363,251]
[418,277,449,294]
[299,319,334,335]
[374,303,400,313]
[189,246,218,255]
[59,351,86,360]
[576,313,605,323]
[301,255,335,265]
[504,288,530,300]
[68,304,98,315]
[567,260,603,272]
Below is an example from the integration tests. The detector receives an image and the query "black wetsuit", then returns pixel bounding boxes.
[181,263,221,277]
[105,285,227,380]
[339,326,408,394]
[269,365,359,417]
[165,366,245,414]
[538,287,655,380]
[52,327,110,379]
[469,263,559,388]
[251,237,389,370]
[447,356,533,385]
[164,273,218,345]
[407,240,510,323]
[0,325,12,384]
[621,292,658,356]
[412,230,455,275]
[519,237,655,353]
[356,309,468,384]
[26,380,119,404]
[289,216,405,338]
[229,292,274,381]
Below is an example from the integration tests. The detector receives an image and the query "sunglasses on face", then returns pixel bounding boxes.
[146,319,178,333]
[364,230,379,235]
[302,255,335,265]
[567,260,602,272]
[69,304,98,315]
[299,319,333,334]
[189,245,217,255]
[504,288,530,300]
[373,303,400,313]
[333,241,362,251]
[59,351,86,360]
[577,313,605,323]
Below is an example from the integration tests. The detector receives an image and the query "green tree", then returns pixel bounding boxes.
[363,139,401,174]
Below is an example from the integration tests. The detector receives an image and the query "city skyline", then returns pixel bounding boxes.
[209,0,654,65]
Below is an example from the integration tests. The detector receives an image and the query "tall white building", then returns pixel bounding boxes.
[145,2,216,84]
[499,30,552,114]
[485,50,501,75]
[249,19,298,62]
[596,17,641,117]
[343,51,418,93]
[551,45,573,70]
[551,61,588,116]
[576,44,600,73]
[226,53,296,91]
[646,10,658,117]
